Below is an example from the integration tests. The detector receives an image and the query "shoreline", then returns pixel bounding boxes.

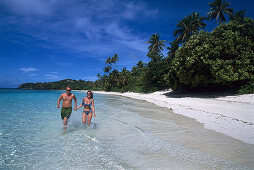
[87,90,254,145]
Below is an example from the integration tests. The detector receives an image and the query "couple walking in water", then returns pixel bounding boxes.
[57,86,96,128]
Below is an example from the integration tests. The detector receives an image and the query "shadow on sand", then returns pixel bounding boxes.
[162,89,239,99]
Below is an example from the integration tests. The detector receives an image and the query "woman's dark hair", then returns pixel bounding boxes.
[87,90,93,99]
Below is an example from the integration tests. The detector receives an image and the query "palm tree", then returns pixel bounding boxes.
[111,54,119,63]
[146,33,166,60]
[136,60,144,68]
[104,66,112,73]
[96,73,101,78]
[192,12,207,29]
[229,9,247,22]
[105,54,119,75]
[105,54,119,64]
[174,12,206,43]
[207,0,233,23]
[119,67,130,88]
[167,40,179,59]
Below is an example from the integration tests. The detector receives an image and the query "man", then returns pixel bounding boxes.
[57,86,77,128]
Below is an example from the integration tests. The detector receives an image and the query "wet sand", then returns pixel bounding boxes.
[94,90,254,145]
[111,95,254,168]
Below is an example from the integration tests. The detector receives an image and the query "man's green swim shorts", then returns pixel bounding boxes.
[61,107,72,119]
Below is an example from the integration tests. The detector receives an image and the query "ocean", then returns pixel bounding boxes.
[0,89,253,169]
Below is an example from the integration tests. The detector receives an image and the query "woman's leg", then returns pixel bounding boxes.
[87,112,92,126]
[82,113,87,124]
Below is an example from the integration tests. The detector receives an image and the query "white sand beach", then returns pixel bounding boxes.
[94,90,254,144]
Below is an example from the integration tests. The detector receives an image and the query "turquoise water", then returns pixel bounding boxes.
[0,89,253,169]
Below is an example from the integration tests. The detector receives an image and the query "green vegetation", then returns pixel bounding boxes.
[19,0,254,94]
[19,79,95,90]
[166,18,254,92]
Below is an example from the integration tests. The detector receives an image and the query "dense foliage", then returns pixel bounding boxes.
[166,18,254,92]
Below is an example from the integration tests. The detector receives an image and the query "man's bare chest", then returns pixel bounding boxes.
[63,95,73,101]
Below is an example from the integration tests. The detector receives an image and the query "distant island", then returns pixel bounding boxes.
[18,79,95,90]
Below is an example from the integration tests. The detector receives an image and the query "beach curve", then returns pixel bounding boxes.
[92,90,254,145]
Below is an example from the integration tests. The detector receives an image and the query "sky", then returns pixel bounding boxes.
[0,0,254,88]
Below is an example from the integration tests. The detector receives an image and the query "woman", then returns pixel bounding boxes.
[75,90,95,126]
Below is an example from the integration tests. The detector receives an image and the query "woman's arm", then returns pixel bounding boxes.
[92,99,95,117]
[75,98,84,110]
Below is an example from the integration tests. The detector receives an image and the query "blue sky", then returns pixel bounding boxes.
[0,0,254,88]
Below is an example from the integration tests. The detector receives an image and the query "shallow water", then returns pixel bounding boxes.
[0,89,253,169]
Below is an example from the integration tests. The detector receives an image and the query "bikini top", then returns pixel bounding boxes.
[83,99,92,107]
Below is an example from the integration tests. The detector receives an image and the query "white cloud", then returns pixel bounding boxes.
[105,23,130,40]
[44,71,62,80]
[74,18,102,40]
[45,73,61,80]
[20,67,37,72]
[105,23,148,52]
[50,71,58,74]
[123,1,158,19]
[29,74,37,76]
[1,0,54,16]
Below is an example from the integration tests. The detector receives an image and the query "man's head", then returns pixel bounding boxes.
[66,86,71,95]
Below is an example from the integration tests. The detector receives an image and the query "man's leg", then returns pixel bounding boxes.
[63,117,68,126]
[62,117,68,134]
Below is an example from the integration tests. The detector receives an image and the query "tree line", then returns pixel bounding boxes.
[19,79,94,90]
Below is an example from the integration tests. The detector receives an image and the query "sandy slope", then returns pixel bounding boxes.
[94,90,254,144]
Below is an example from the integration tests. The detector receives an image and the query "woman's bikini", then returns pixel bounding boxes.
[83,98,92,115]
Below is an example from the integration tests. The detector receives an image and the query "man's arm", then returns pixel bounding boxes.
[57,94,63,108]
[73,95,77,109]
